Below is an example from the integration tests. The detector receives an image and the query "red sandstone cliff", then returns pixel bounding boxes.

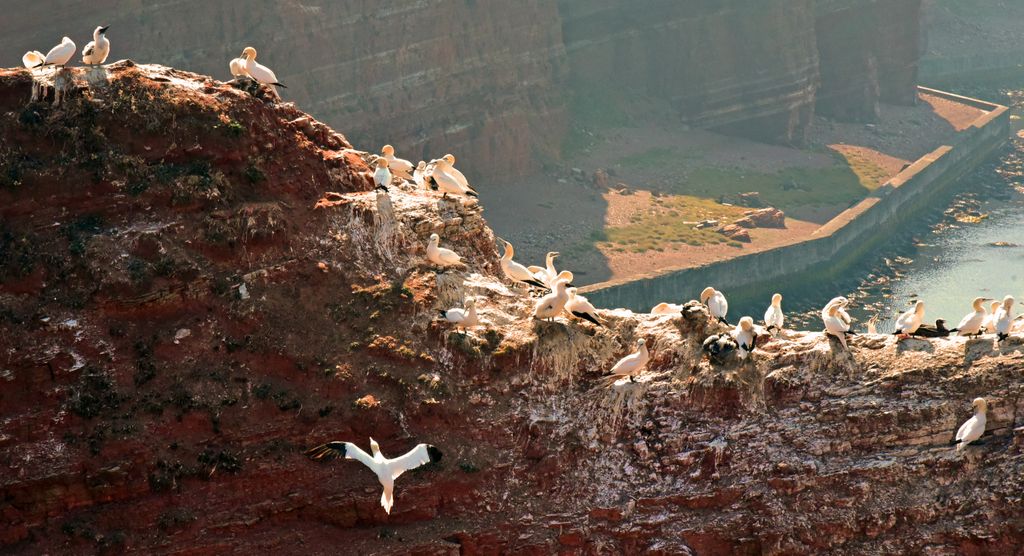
[2,65,1023,555]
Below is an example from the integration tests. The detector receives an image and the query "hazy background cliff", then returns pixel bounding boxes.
[1,0,923,177]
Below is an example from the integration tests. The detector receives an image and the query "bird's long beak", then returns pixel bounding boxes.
[100,26,110,33]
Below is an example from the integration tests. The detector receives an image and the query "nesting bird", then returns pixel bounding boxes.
[952,297,992,337]
[731,317,757,359]
[915,319,950,338]
[22,50,45,69]
[40,36,76,67]
[894,300,926,339]
[952,398,988,452]
[651,302,683,315]
[702,333,738,364]
[229,52,247,78]
[306,438,442,514]
[823,303,851,350]
[700,287,729,325]
[381,145,414,180]
[240,47,287,89]
[82,25,111,65]
[533,278,570,321]
[606,338,649,382]
[412,161,431,191]
[425,233,462,267]
[439,299,479,331]
[763,293,784,335]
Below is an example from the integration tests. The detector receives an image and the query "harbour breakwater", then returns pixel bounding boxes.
[581,87,1011,312]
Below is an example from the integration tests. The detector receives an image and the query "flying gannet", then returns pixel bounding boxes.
[439,299,478,331]
[500,240,547,289]
[373,158,392,191]
[606,338,649,382]
[651,302,683,315]
[952,398,987,452]
[381,145,414,180]
[823,303,851,350]
[306,438,442,514]
[952,297,992,337]
[763,293,784,335]
[426,233,462,267]
[565,288,602,326]
[40,37,76,67]
[22,50,45,69]
[533,278,570,321]
[732,316,757,359]
[81,25,110,65]
[240,47,287,89]
[700,287,729,325]
[894,300,925,339]
[994,295,1014,341]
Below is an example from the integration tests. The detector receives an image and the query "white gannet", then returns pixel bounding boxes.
[412,161,430,190]
[700,287,729,325]
[606,338,649,382]
[565,288,602,326]
[306,438,442,514]
[894,300,926,338]
[439,299,478,331]
[240,47,287,88]
[994,295,1014,341]
[22,50,45,69]
[533,278,570,321]
[500,240,546,289]
[426,233,462,267]
[441,154,470,189]
[651,302,683,315]
[763,293,784,335]
[731,316,757,359]
[952,297,992,337]
[822,296,852,327]
[548,270,574,291]
[982,301,1001,333]
[373,158,392,191]
[823,303,851,350]
[81,25,110,65]
[229,52,247,78]
[953,398,987,452]
[41,37,76,67]
[431,158,478,198]
[381,145,414,180]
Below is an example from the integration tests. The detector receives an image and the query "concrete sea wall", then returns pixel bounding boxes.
[581,87,1011,311]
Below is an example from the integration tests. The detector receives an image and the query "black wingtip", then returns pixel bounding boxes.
[305,442,346,461]
[427,445,443,463]
[274,82,288,88]
[466,189,479,198]
[573,311,602,327]
[524,279,546,289]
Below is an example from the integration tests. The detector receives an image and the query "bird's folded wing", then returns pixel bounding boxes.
[388,444,433,479]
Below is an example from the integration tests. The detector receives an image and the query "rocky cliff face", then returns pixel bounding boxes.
[2,66,1023,555]
[2,1,922,176]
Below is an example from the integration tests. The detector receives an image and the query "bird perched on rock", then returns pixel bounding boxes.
[440,154,470,189]
[606,338,649,382]
[823,303,851,350]
[951,398,987,452]
[732,317,757,359]
[529,252,559,288]
[40,36,76,67]
[413,161,432,191]
[431,157,478,198]
[306,438,442,514]
[439,299,478,331]
[994,295,1014,341]
[499,240,547,289]
[651,302,683,315]
[822,296,852,328]
[240,47,287,89]
[951,297,992,337]
[229,51,247,78]
[894,300,925,339]
[763,293,784,335]
[381,145,414,180]
[702,333,738,364]
[22,50,45,69]
[565,288,602,326]
[700,287,729,325]
[982,300,1002,333]
[533,278,570,321]
[373,158,392,191]
[425,233,462,267]
[915,319,950,338]
[82,25,110,65]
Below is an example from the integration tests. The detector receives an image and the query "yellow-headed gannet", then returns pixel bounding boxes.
[426,233,462,267]
[823,303,851,349]
[241,47,286,88]
[441,154,471,189]
[529,251,559,287]
[373,158,392,191]
[22,50,45,69]
[894,300,925,338]
[81,25,110,65]
[822,296,852,327]
[606,338,649,382]
[41,37,76,67]
[431,162,478,198]
[994,295,1014,341]
[533,278,570,321]
[952,297,992,337]
[700,287,729,325]
[763,293,783,335]
[982,301,1001,333]
[229,53,247,78]
[382,145,414,180]
[412,161,431,190]
[731,316,757,359]
[566,288,602,326]
[651,302,683,315]
[500,240,546,288]
[306,438,442,514]
[953,398,987,452]
[547,270,574,291]
[439,299,478,331]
